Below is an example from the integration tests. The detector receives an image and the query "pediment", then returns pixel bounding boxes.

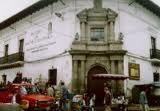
[77,7,118,22]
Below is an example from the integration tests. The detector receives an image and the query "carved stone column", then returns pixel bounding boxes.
[72,60,78,93]
[118,60,124,93]
[110,60,116,93]
[80,60,85,93]
[81,22,86,41]
[110,60,115,73]
[118,60,123,74]
[109,21,115,41]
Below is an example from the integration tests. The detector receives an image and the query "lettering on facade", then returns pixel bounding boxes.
[26,42,56,53]
[25,29,56,53]
[25,30,53,46]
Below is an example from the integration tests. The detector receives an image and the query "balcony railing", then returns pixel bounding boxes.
[0,52,24,64]
[150,49,160,59]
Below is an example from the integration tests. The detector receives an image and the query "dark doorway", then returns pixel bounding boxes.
[87,65,107,106]
[48,68,57,85]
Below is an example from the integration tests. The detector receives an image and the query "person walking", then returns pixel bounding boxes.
[47,84,54,97]
[139,88,149,111]
[104,87,112,111]
[89,93,96,111]
[60,82,69,111]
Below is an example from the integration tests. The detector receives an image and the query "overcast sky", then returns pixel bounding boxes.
[0,0,159,23]
[0,0,40,23]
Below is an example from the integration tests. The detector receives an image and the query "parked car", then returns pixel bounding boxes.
[0,83,55,111]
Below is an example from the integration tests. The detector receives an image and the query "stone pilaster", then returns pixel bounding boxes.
[72,60,78,93]
[81,22,86,41]
[118,60,123,74]
[80,60,85,94]
[110,60,115,73]
[118,60,124,93]
[109,21,115,41]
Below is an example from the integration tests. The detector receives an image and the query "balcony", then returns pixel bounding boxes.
[150,49,160,66]
[0,52,24,69]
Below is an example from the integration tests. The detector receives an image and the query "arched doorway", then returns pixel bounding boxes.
[87,65,107,106]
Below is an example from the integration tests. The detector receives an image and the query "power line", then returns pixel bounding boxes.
[24,50,69,63]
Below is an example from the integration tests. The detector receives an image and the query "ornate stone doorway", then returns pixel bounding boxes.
[87,65,107,106]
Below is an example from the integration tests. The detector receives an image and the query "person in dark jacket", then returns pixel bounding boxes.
[60,82,69,111]
[139,88,149,111]
[104,87,112,111]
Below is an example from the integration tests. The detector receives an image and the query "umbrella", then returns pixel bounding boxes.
[92,73,129,80]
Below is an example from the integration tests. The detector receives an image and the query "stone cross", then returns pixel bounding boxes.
[94,0,102,9]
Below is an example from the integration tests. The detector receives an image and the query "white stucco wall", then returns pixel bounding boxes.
[0,0,75,86]
[118,0,160,92]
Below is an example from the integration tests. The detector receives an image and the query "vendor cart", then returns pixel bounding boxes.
[71,95,83,111]
[92,73,129,111]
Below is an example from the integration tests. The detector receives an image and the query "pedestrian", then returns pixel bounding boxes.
[51,85,55,96]
[104,87,112,111]
[11,90,17,104]
[139,88,149,111]
[81,94,87,111]
[47,84,54,97]
[60,82,69,111]
[89,93,96,111]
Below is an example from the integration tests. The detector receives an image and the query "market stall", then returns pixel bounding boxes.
[92,73,129,111]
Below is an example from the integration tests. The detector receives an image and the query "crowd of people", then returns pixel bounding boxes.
[1,73,150,111]
[44,80,98,111]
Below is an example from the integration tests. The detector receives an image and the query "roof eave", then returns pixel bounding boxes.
[135,0,160,18]
[0,0,58,30]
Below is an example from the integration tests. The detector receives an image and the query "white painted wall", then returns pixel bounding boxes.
[116,0,160,95]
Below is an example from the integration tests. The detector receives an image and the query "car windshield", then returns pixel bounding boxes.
[20,85,39,94]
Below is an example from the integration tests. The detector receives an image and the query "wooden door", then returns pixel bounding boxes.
[87,66,107,106]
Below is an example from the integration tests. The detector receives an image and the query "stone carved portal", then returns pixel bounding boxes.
[87,65,108,106]
[69,0,126,101]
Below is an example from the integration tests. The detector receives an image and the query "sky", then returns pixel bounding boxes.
[0,0,159,23]
[151,0,160,6]
[0,0,40,23]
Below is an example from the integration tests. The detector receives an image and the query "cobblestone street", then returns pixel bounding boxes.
[94,104,160,111]
[0,103,23,111]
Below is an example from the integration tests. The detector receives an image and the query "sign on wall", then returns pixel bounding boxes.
[128,62,140,80]
[24,28,56,61]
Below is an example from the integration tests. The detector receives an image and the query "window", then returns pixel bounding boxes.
[91,28,104,41]
[19,39,24,52]
[4,44,8,56]
[151,37,156,49]
[48,22,52,34]
[153,72,159,82]
[128,63,140,80]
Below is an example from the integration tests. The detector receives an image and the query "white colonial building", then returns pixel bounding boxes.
[0,0,160,103]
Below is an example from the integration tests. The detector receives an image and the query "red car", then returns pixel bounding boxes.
[0,83,55,111]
